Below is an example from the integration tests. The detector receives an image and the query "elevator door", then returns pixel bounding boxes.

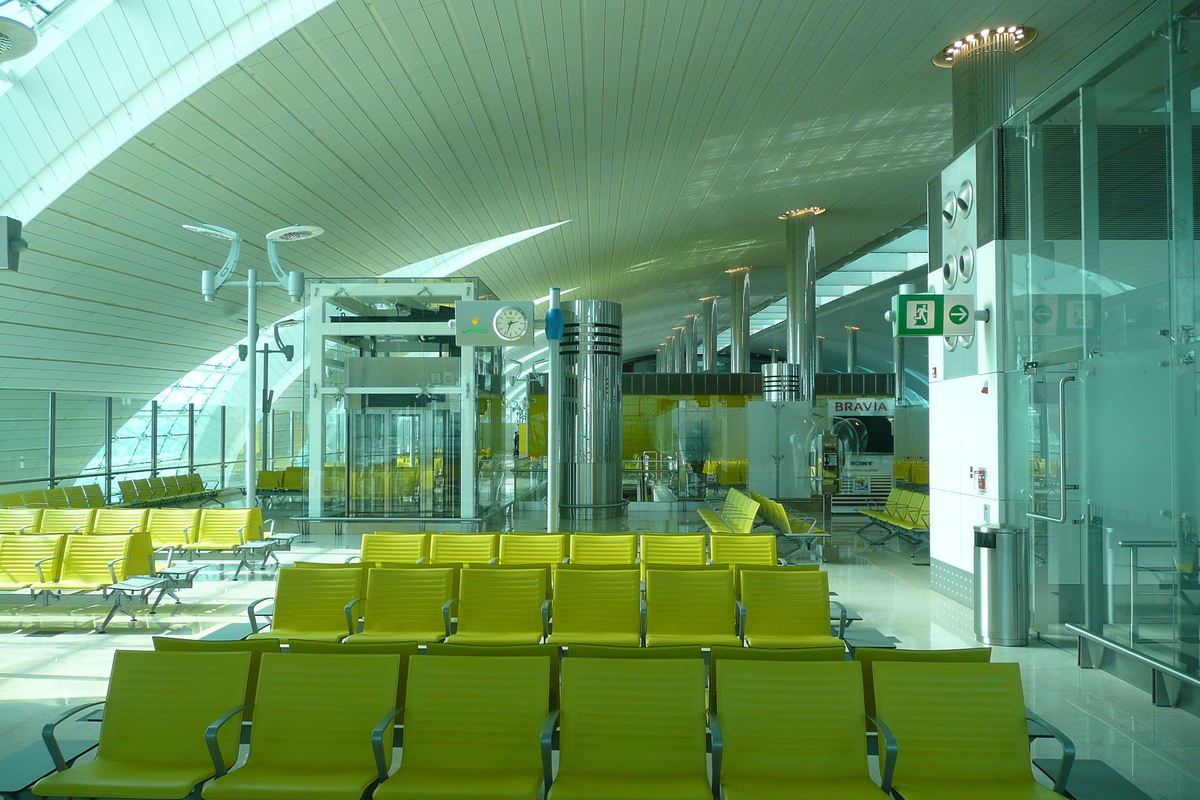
[350,408,443,516]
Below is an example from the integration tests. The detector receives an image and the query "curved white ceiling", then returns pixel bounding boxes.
[0,0,1151,400]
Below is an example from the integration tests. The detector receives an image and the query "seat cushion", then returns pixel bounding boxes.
[374,767,541,800]
[722,776,885,800]
[548,772,711,800]
[345,631,443,644]
[743,634,843,649]
[547,631,641,647]
[445,631,544,645]
[35,758,212,800]
[644,633,742,647]
[890,778,1062,800]
[247,629,345,644]
[202,766,375,800]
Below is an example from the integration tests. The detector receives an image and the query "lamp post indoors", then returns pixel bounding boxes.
[186,223,320,508]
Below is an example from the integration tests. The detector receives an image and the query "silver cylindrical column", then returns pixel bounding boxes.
[655,347,666,373]
[935,26,1036,156]
[780,207,823,400]
[671,327,686,372]
[846,326,859,373]
[815,335,825,373]
[700,296,719,372]
[559,300,625,521]
[683,315,698,373]
[665,335,677,373]
[727,267,753,372]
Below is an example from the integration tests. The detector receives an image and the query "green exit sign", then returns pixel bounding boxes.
[895,294,975,337]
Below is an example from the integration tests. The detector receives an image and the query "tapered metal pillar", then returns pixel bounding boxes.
[727,267,753,372]
[846,326,859,373]
[935,26,1036,156]
[815,336,825,373]
[665,335,677,372]
[699,296,719,372]
[682,315,698,373]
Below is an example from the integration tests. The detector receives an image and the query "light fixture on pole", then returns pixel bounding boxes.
[187,222,321,508]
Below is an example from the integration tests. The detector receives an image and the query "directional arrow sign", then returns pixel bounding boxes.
[948,304,970,325]
[895,294,975,337]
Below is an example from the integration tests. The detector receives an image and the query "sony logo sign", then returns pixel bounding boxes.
[827,398,895,416]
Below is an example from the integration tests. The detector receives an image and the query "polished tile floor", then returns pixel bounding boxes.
[0,512,1197,799]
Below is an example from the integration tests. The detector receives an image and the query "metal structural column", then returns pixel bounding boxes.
[845,326,859,373]
[546,287,564,533]
[104,397,113,502]
[935,26,1036,155]
[700,295,719,371]
[682,315,698,373]
[46,391,56,489]
[765,207,823,400]
[727,267,753,372]
[245,268,257,508]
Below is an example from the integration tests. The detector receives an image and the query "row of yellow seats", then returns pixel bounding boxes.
[256,466,308,491]
[894,459,930,485]
[857,488,930,534]
[0,483,107,509]
[117,473,215,506]
[249,563,841,650]
[0,507,264,549]
[697,487,760,534]
[702,459,748,485]
[35,646,1073,800]
[0,533,152,594]
[747,489,827,536]
[359,531,785,577]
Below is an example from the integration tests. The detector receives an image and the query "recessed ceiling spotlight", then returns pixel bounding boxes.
[934,26,1037,67]
[777,207,827,220]
[0,18,37,63]
[724,266,755,274]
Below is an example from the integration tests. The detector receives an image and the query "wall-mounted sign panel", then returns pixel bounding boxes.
[455,300,535,346]
[895,293,975,337]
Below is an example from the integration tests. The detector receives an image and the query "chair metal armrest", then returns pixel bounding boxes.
[867,715,897,794]
[441,598,455,638]
[561,556,570,564]
[831,600,848,639]
[489,556,498,564]
[640,596,647,644]
[33,557,56,583]
[736,599,747,640]
[264,519,276,536]
[1027,709,1075,794]
[247,597,273,634]
[540,708,560,793]
[416,556,428,564]
[236,525,248,545]
[18,525,34,533]
[73,524,87,534]
[183,525,194,543]
[107,556,135,584]
[541,598,552,639]
[206,704,253,778]
[709,711,723,799]
[42,700,105,771]
[345,598,363,636]
[371,707,404,783]
[345,555,361,563]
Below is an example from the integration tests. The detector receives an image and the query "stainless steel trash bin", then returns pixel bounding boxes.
[973,524,1029,646]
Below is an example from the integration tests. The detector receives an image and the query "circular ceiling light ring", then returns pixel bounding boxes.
[0,18,37,63]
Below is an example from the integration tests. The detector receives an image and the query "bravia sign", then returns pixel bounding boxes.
[827,398,895,416]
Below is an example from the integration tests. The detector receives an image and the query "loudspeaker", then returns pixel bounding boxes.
[5,217,27,272]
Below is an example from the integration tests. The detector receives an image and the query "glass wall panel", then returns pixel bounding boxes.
[53,393,106,484]
[0,390,49,497]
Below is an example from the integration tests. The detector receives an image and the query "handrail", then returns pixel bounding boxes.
[1027,375,1076,524]
[0,458,245,489]
[1065,622,1200,689]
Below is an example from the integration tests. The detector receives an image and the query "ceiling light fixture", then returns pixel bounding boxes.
[777,207,826,220]
[934,26,1037,67]
[0,17,37,63]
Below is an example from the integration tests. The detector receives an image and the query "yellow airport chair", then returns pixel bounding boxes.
[83,484,107,507]
[740,568,846,649]
[446,566,548,644]
[281,467,305,491]
[429,532,499,565]
[547,565,642,647]
[117,480,141,506]
[710,533,779,593]
[36,508,96,534]
[374,655,551,800]
[644,567,741,647]
[146,509,200,550]
[152,637,281,721]
[0,534,64,590]
[872,662,1075,798]
[148,477,171,500]
[255,471,284,491]
[424,642,560,708]
[569,533,638,565]
[202,653,401,800]
[345,566,454,643]
[640,533,707,580]
[0,492,25,508]
[567,643,701,659]
[294,561,370,620]
[708,644,846,712]
[30,534,132,594]
[287,640,419,715]
[33,650,252,800]
[500,533,568,571]
[359,532,430,565]
[853,646,991,724]
[246,566,360,644]
[20,490,48,507]
[62,485,88,508]
[715,660,884,800]
[547,657,710,800]
[93,508,149,534]
[45,488,70,508]
[184,508,262,551]
[0,508,43,533]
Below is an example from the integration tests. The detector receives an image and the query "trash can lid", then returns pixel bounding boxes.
[973,523,1028,535]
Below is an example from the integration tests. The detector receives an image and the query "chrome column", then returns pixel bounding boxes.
[683,314,698,373]
[700,295,719,371]
[727,267,753,372]
[560,300,625,520]
[846,326,859,373]
[936,27,1036,156]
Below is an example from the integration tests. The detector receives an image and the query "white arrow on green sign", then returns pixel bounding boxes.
[948,304,970,325]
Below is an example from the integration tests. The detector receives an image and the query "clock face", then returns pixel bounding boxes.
[493,306,530,341]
